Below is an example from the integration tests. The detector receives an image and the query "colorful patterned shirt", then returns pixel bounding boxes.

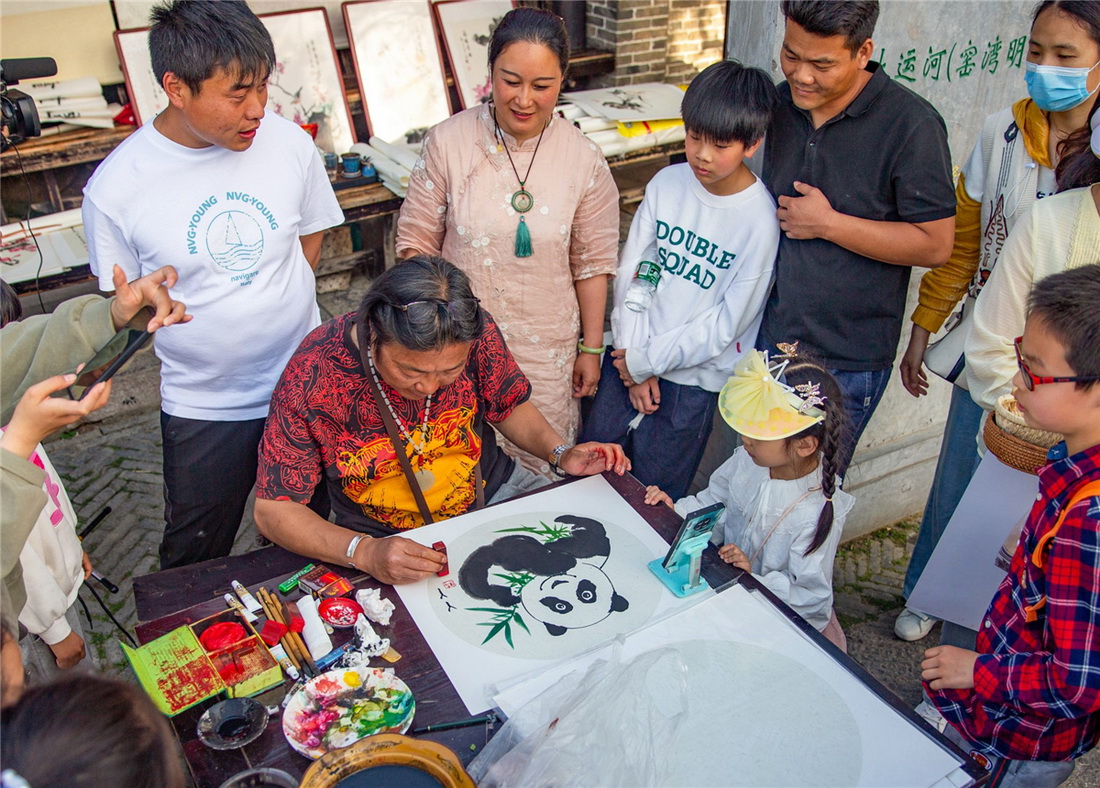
[930,443,1100,761]
[255,311,530,536]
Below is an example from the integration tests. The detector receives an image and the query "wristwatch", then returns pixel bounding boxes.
[548,444,570,478]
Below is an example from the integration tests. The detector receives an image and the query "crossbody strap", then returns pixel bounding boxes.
[357,320,435,525]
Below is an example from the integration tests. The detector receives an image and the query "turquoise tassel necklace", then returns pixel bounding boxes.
[493,108,547,259]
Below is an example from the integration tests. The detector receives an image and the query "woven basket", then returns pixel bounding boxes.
[984,413,1049,475]
[994,394,1062,449]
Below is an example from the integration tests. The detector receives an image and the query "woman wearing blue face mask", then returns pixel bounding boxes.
[894,0,1100,650]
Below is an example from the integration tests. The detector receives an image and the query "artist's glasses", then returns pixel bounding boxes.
[390,298,480,321]
[1014,336,1100,391]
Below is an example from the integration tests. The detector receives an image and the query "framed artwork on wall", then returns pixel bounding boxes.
[260,8,356,154]
[113,7,356,154]
[344,0,452,144]
[113,27,164,126]
[432,0,515,110]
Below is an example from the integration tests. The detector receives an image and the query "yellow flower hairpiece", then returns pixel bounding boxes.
[718,349,825,440]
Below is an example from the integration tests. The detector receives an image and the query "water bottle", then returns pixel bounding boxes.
[624,260,661,312]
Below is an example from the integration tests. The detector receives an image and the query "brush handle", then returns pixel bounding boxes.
[257,587,305,675]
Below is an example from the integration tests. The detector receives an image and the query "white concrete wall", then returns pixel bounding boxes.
[722,0,1036,539]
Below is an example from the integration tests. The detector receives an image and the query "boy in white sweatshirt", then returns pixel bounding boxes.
[580,61,781,500]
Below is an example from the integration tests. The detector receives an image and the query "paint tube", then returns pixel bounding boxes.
[224,593,258,624]
[231,580,263,615]
[268,643,300,681]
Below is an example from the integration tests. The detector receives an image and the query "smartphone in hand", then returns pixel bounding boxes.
[63,320,153,400]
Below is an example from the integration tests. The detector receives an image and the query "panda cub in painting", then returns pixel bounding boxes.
[459,516,630,636]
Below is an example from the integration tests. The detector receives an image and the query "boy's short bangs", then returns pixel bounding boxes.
[1029,267,1100,388]
[681,61,777,147]
[149,1,275,94]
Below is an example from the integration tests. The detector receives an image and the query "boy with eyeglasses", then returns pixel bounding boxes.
[922,266,1100,786]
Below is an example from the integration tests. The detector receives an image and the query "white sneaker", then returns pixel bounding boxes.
[914,700,947,733]
[894,607,939,641]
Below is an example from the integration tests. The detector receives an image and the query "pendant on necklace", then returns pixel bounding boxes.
[511,188,534,213]
[414,468,435,491]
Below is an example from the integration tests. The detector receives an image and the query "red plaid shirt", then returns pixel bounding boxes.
[930,443,1100,761]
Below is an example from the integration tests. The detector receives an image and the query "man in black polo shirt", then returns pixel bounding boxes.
[759,0,956,472]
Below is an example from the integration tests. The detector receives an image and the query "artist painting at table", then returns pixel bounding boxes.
[81,1,343,569]
[254,257,629,585]
[396,7,620,475]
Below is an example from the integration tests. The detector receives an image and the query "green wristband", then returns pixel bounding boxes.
[577,340,606,355]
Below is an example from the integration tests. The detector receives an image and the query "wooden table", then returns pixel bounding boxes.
[133,471,983,786]
[133,472,731,787]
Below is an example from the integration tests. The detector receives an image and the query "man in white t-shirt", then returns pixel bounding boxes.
[82,0,344,568]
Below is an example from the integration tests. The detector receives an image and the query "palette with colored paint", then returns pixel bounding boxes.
[283,667,415,759]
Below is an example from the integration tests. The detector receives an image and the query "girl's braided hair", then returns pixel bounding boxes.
[781,356,850,556]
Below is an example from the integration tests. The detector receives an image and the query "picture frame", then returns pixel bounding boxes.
[113,27,163,126]
[343,0,452,144]
[432,0,515,111]
[112,7,356,154]
[111,2,354,48]
[260,7,356,154]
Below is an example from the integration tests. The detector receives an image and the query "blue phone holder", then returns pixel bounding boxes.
[648,530,712,598]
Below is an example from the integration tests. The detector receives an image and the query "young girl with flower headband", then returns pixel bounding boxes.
[645,347,854,650]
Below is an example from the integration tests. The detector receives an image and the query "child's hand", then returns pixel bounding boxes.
[718,543,751,572]
[572,352,600,398]
[628,378,661,415]
[81,551,93,581]
[610,349,639,386]
[921,645,978,690]
[0,373,112,459]
[644,485,674,509]
[49,630,87,670]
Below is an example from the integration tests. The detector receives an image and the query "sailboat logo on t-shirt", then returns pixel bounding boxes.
[206,210,264,272]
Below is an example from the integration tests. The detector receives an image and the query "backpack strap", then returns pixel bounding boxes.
[1023,478,1100,623]
[1030,479,1100,568]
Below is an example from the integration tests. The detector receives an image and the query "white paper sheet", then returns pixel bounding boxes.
[494,585,968,788]
[393,475,709,713]
[908,452,1039,629]
[562,83,686,122]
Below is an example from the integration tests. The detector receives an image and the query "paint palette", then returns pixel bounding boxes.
[283,667,415,759]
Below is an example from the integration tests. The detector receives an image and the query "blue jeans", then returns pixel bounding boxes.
[903,385,985,598]
[579,351,717,501]
[827,367,892,476]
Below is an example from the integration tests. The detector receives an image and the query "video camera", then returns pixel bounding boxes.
[1,57,58,152]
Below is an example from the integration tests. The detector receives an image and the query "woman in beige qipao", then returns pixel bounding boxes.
[396,8,620,474]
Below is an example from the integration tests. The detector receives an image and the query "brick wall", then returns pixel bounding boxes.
[586,0,726,86]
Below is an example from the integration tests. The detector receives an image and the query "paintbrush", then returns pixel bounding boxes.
[262,589,310,677]
[260,587,317,677]
[257,587,307,676]
[411,712,498,735]
[254,588,296,671]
